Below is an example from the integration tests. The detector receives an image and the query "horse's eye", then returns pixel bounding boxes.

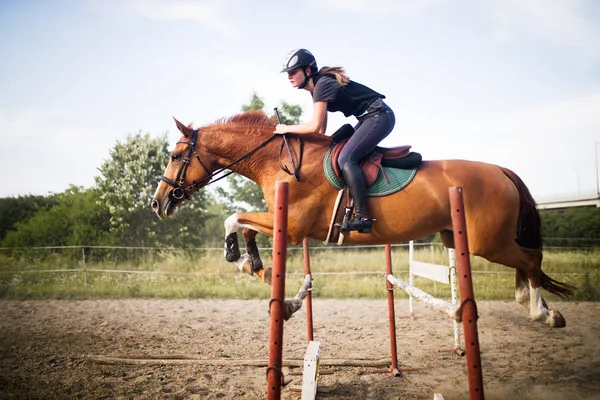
[171,154,181,162]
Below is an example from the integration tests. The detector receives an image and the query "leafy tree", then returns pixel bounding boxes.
[541,207,600,247]
[276,100,303,125]
[200,195,233,248]
[1,186,110,247]
[95,131,209,248]
[0,195,58,242]
[241,92,265,112]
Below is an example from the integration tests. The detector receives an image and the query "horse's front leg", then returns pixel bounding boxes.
[224,212,275,284]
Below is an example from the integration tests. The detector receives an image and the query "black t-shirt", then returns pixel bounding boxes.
[312,74,384,117]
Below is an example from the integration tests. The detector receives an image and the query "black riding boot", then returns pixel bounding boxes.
[341,162,372,233]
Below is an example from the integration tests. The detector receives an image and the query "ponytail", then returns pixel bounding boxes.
[318,66,349,86]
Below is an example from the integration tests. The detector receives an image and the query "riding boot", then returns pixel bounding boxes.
[341,162,372,233]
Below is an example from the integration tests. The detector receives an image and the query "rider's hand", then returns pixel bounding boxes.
[274,124,288,134]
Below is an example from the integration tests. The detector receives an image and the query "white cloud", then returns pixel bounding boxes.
[312,0,443,18]
[489,0,600,61]
[0,108,114,197]
[389,90,600,197]
[126,0,237,35]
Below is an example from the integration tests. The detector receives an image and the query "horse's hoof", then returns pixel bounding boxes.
[546,309,566,328]
[236,254,253,275]
[284,298,303,320]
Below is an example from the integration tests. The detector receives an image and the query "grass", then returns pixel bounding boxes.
[0,244,598,301]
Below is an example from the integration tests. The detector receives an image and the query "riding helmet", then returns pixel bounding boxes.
[280,48,318,74]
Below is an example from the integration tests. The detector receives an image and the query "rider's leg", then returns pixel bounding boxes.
[342,161,372,232]
[338,103,395,232]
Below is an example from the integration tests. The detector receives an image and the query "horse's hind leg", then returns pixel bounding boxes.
[439,230,454,248]
[515,269,530,307]
[439,230,561,325]
[487,244,566,328]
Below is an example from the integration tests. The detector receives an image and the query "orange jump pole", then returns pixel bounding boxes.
[449,186,485,400]
[267,181,289,400]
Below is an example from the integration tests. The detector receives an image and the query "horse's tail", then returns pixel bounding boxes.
[500,167,542,250]
[501,167,576,298]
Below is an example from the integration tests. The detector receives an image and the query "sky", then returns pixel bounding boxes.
[1,0,599,201]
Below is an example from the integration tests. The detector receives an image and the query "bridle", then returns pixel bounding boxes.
[159,129,290,203]
[159,129,209,202]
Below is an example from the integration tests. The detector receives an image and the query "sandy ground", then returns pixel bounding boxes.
[1,299,599,400]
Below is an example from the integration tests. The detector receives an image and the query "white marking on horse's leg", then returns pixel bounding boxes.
[529,286,548,321]
[530,284,567,327]
[224,214,240,237]
[515,281,530,307]
[235,254,253,274]
[224,213,262,237]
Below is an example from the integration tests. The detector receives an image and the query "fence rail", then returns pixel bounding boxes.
[1,243,598,278]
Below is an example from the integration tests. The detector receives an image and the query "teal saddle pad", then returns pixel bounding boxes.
[323,147,418,197]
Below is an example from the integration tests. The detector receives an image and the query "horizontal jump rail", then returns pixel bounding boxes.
[88,355,392,367]
[387,274,458,320]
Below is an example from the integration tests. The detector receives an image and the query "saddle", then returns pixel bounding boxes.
[329,124,422,187]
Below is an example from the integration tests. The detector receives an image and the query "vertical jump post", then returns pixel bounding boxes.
[267,181,289,400]
[449,186,484,400]
[386,186,485,399]
[385,244,401,377]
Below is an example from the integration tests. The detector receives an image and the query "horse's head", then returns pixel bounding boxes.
[151,117,216,219]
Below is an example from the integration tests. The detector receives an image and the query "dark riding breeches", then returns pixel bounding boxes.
[337,102,396,170]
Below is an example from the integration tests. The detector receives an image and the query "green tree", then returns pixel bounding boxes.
[541,207,600,247]
[0,195,58,242]
[95,131,209,248]
[1,186,110,247]
[276,100,303,125]
[241,92,265,112]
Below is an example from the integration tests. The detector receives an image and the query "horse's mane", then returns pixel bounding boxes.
[211,110,275,128]
[205,110,332,146]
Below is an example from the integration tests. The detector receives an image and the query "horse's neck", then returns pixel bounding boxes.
[207,127,280,182]
[205,127,330,185]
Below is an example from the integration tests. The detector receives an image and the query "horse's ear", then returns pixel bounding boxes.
[173,117,194,137]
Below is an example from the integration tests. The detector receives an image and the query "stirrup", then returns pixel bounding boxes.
[346,215,373,234]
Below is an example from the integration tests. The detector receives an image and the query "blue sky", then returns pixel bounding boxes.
[1,0,599,200]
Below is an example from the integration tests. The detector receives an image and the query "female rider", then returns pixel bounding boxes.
[275,48,395,234]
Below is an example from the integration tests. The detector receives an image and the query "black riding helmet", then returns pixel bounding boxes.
[281,48,318,89]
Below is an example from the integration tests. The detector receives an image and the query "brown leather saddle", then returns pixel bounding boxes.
[329,124,422,187]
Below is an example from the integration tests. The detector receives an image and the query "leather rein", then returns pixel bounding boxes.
[159,129,301,203]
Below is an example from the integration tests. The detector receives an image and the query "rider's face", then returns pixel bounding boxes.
[287,67,304,88]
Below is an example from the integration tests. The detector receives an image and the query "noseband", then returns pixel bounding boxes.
[159,129,284,203]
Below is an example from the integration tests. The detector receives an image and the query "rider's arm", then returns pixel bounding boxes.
[274,101,328,135]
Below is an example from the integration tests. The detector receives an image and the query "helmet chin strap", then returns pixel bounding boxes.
[298,68,311,89]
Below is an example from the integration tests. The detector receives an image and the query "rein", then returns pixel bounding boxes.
[159,129,298,202]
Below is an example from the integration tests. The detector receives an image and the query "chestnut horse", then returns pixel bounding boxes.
[151,110,574,328]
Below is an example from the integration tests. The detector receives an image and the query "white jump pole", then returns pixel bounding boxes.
[387,274,458,319]
[407,241,464,355]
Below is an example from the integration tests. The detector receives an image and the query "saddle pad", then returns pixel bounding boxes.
[323,147,418,197]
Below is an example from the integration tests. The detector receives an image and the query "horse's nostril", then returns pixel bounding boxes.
[151,199,159,211]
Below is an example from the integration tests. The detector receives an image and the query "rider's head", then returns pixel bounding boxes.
[281,48,318,90]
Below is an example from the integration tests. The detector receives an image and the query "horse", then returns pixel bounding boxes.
[151,110,575,328]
